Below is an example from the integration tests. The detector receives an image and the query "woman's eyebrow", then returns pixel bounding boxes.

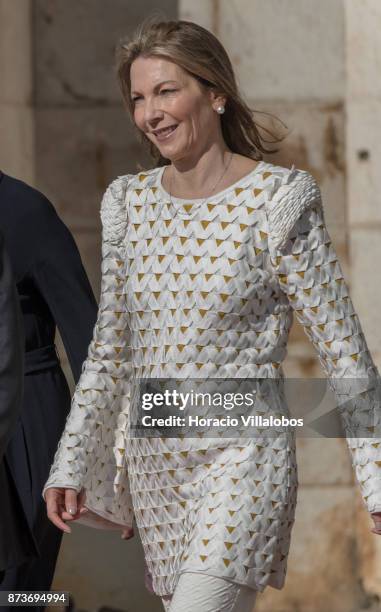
[131,80,178,95]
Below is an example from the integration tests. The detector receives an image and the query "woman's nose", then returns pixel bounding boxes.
[144,98,164,123]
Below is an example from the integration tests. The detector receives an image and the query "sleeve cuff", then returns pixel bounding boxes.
[42,482,82,502]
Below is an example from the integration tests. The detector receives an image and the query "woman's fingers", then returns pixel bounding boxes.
[61,488,88,522]
[65,488,79,515]
[77,488,87,510]
[46,487,86,531]
[371,512,381,535]
[46,487,132,538]
[61,506,89,521]
[46,488,72,533]
[121,526,134,540]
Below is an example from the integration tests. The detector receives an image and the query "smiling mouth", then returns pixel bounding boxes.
[153,124,178,139]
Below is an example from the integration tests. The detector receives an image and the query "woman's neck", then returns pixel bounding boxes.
[164,146,235,199]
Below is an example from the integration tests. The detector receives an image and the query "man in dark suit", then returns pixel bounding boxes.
[0,171,97,601]
[0,231,38,582]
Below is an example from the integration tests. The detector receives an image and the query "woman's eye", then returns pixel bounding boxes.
[132,89,177,103]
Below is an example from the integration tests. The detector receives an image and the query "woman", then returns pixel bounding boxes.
[0,170,98,601]
[43,17,381,612]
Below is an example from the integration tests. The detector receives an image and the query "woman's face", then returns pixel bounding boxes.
[130,56,224,162]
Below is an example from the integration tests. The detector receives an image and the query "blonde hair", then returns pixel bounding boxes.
[116,14,287,167]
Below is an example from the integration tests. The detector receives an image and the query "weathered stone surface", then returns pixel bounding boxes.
[179,0,215,30]
[51,523,160,612]
[257,487,360,612]
[297,438,353,486]
[245,101,346,240]
[0,0,34,183]
[347,99,381,225]
[35,106,152,229]
[283,343,327,379]
[34,0,178,106]
[0,104,35,183]
[219,0,345,102]
[346,0,381,100]
[356,487,381,602]
[0,0,33,104]
[344,6,381,599]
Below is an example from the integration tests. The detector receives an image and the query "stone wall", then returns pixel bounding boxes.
[346,0,381,604]
[0,0,34,182]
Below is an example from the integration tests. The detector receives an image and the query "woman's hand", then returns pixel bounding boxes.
[371,512,381,535]
[121,526,134,540]
[45,487,135,538]
[45,487,88,533]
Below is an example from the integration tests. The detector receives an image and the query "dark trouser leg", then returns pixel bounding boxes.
[0,521,63,612]
[0,369,71,610]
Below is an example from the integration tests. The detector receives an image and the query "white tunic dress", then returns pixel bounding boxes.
[43,161,381,597]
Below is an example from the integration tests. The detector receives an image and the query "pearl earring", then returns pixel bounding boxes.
[216,105,225,114]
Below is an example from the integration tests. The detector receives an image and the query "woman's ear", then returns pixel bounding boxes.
[207,86,227,110]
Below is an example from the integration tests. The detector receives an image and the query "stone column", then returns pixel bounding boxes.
[346,0,381,605]
[0,0,34,182]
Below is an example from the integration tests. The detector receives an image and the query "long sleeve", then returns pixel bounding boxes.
[0,232,24,461]
[266,167,381,514]
[31,199,98,383]
[42,175,134,528]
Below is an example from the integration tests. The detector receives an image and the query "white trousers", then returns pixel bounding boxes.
[161,572,258,612]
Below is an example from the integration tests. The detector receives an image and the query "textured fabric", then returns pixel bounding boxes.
[43,161,381,597]
[43,176,135,526]
[161,572,258,611]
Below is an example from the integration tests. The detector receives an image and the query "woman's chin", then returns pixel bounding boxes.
[160,147,188,162]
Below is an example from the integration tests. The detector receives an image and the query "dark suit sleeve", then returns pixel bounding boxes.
[30,198,98,383]
[0,232,24,461]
